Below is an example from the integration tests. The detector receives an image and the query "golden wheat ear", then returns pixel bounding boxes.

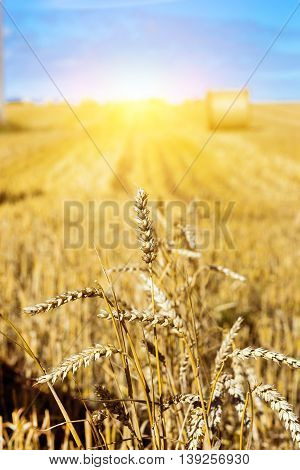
[212,316,244,381]
[36,344,121,385]
[134,188,157,267]
[23,287,104,315]
[230,347,300,369]
[255,384,300,448]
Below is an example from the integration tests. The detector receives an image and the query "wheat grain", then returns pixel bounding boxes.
[231,347,300,369]
[36,344,121,384]
[255,384,300,448]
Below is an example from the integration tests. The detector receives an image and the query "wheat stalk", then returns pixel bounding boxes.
[142,274,174,314]
[107,265,146,275]
[179,350,190,391]
[212,316,244,380]
[255,384,300,448]
[186,407,205,449]
[163,393,203,410]
[209,265,246,282]
[170,248,202,259]
[231,347,300,369]
[209,377,225,432]
[232,356,245,388]
[98,306,184,335]
[141,274,185,331]
[23,287,105,315]
[181,224,197,250]
[94,385,134,433]
[36,344,121,384]
[142,339,166,366]
[135,188,157,267]
[92,409,107,433]
[223,375,250,427]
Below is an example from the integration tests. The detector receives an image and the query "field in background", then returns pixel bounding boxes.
[0,100,299,449]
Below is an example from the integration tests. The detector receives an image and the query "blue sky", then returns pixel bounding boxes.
[3,0,300,102]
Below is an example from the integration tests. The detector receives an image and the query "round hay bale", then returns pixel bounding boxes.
[206,90,250,129]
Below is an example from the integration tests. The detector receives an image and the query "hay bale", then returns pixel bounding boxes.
[206,89,250,129]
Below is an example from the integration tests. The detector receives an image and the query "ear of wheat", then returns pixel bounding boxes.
[98,306,184,335]
[163,393,203,410]
[141,273,185,333]
[94,385,134,433]
[187,407,205,450]
[23,287,103,315]
[231,347,300,369]
[255,384,300,448]
[222,375,250,427]
[212,316,244,381]
[208,377,224,433]
[135,188,157,267]
[36,344,121,384]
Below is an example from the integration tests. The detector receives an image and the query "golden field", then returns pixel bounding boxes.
[0,100,299,449]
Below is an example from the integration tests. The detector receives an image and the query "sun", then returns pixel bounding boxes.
[111,69,164,101]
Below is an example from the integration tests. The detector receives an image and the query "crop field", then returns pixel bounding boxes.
[0,100,299,449]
